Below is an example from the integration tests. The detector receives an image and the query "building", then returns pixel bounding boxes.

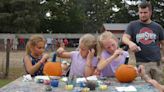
[101,23,129,39]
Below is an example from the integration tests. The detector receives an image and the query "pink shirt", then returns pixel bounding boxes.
[100,50,129,77]
[69,51,98,77]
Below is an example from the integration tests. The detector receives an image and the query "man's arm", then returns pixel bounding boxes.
[122,34,132,45]
[160,40,164,62]
[122,33,140,52]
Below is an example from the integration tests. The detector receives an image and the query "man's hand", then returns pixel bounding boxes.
[128,42,141,52]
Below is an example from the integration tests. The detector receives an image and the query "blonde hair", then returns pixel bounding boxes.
[79,34,97,50]
[97,31,117,56]
[26,35,46,55]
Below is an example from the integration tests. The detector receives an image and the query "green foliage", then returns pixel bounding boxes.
[40,0,85,33]
[0,0,163,33]
[151,0,164,27]
[0,0,41,33]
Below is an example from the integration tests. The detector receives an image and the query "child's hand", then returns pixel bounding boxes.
[87,48,95,60]
[56,47,65,56]
[93,69,100,76]
[112,49,123,59]
[137,65,146,77]
[40,53,49,63]
[43,53,49,60]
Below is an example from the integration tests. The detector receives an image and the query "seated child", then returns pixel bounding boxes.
[56,34,98,77]
[23,35,49,76]
[96,31,129,77]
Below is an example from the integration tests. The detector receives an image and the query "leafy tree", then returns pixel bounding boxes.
[0,0,163,33]
[151,0,164,27]
[40,0,86,33]
[0,0,41,33]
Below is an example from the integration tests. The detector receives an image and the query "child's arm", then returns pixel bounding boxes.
[84,49,96,77]
[147,79,164,92]
[97,49,122,70]
[56,47,71,58]
[138,65,164,92]
[24,54,49,75]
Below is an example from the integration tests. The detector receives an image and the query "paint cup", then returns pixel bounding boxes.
[82,87,90,92]
[99,85,108,91]
[65,84,73,90]
[85,81,97,90]
[51,79,59,87]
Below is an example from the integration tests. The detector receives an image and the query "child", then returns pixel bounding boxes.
[56,34,98,77]
[23,35,49,76]
[96,31,129,77]
[138,65,164,92]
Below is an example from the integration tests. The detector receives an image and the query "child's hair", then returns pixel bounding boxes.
[79,34,97,55]
[26,35,46,55]
[97,31,117,56]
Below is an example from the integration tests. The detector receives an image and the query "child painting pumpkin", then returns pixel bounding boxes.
[23,35,49,76]
[96,31,129,77]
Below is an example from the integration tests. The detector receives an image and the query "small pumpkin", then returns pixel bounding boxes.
[43,61,62,76]
[115,64,137,83]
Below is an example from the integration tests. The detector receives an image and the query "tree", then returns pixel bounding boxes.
[0,0,163,33]
[0,0,41,33]
[40,0,86,33]
[151,0,164,27]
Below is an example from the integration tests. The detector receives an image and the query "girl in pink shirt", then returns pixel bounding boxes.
[57,34,98,77]
[96,31,129,77]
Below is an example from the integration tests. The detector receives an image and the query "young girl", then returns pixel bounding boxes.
[56,34,98,77]
[97,31,129,77]
[23,35,49,76]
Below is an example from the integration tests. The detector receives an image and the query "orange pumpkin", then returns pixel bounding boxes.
[115,64,137,83]
[43,61,62,76]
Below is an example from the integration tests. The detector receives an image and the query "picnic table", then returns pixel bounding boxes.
[0,76,159,92]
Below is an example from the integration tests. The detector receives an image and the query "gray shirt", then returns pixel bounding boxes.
[125,20,164,62]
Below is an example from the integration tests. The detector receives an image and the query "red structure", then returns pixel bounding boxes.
[100,23,129,39]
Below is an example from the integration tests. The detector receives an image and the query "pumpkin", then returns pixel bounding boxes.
[115,64,137,83]
[43,61,62,76]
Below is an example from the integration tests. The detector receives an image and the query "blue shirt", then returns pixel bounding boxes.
[23,54,44,76]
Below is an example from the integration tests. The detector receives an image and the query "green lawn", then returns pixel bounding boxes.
[0,79,13,88]
[0,67,25,88]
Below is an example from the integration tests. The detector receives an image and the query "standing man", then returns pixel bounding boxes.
[122,1,164,83]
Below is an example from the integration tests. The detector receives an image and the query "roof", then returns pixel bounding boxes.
[103,23,129,31]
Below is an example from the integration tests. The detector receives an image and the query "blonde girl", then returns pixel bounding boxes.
[23,35,49,76]
[56,34,98,77]
[97,31,129,77]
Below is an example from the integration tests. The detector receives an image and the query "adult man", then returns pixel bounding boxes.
[122,2,164,83]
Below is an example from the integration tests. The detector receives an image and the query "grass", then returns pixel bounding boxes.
[0,67,24,88]
[0,79,13,88]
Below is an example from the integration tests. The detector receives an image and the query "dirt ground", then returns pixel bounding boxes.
[0,51,25,68]
[0,51,25,79]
